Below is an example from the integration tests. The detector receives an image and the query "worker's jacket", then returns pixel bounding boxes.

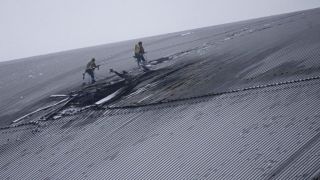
[86,61,97,70]
[134,44,145,55]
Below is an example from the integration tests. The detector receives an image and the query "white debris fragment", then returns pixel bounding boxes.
[53,115,62,120]
[137,94,153,103]
[12,98,69,123]
[50,94,69,98]
[181,32,192,36]
[61,107,80,115]
[95,87,126,105]
[130,87,147,96]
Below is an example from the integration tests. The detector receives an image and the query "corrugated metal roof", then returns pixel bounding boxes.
[1,8,320,180]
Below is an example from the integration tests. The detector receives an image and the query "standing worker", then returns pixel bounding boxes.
[83,58,100,84]
[134,41,147,69]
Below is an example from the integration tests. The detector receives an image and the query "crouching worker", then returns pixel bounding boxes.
[83,58,100,84]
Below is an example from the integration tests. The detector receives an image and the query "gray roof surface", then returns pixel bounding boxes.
[1,8,320,179]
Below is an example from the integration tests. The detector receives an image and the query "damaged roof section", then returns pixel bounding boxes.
[1,76,320,179]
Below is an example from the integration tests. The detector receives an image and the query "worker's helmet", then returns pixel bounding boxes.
[92,58,95,61]
[138,41,142,45]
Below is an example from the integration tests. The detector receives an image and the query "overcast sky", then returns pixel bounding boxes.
[1,0,320,62]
